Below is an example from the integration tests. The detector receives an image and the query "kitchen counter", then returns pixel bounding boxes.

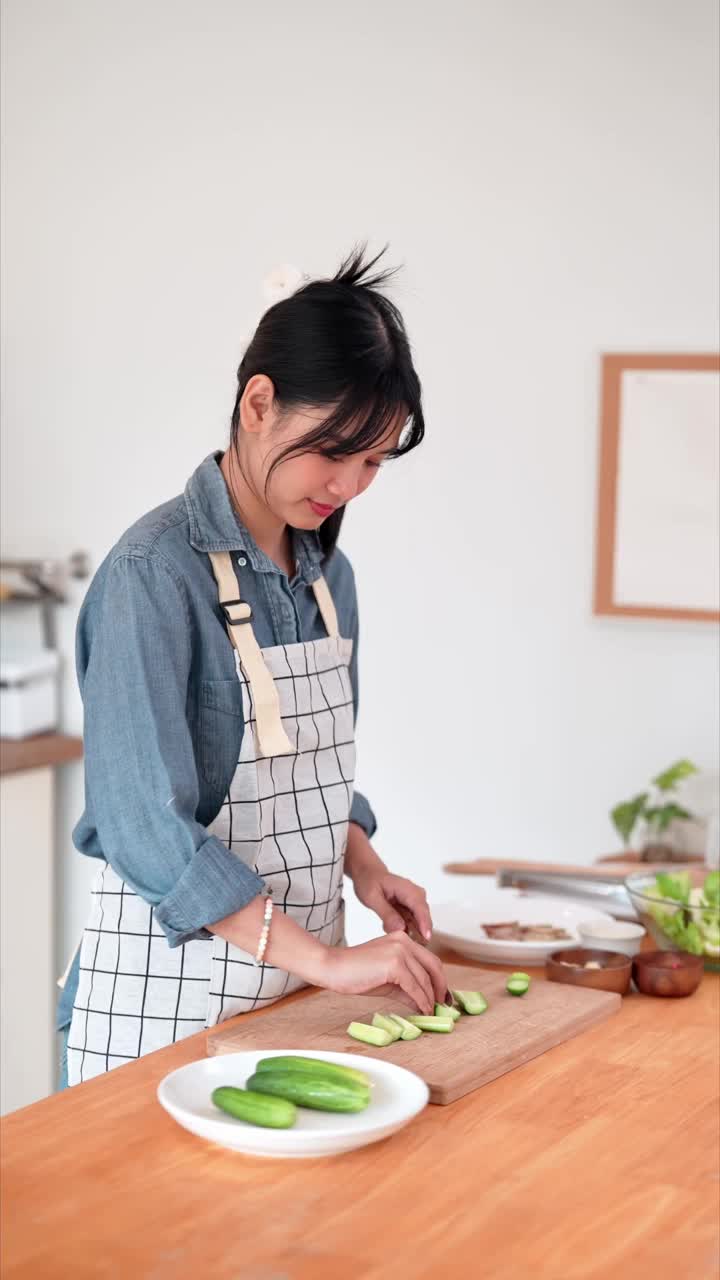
[1,952,718,1280]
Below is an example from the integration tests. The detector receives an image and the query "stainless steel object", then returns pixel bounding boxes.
[496,868,637,920]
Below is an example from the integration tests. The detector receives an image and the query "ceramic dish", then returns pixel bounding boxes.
[157,1049,429,1158]
[546,947,632,995]
[577,919,646,957]
[430,888,615,966]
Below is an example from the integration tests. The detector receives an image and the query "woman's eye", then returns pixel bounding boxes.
[365,459,382,470]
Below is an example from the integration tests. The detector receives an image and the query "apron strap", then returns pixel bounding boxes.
[311,575,340,638]
[208,551,294,757]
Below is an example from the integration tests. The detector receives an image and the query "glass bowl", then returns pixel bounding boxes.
[625,872,720,973]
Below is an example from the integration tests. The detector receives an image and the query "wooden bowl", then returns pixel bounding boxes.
[632,950,704,998]
[546,947,632,995]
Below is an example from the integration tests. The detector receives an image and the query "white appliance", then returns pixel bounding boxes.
[0,650,60,738]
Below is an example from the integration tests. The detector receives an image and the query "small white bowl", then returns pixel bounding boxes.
[577,919,646,957]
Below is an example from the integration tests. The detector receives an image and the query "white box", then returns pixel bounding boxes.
[0,651,60,739]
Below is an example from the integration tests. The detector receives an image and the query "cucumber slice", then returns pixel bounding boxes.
[211,1086,297,1128]
[435,1002,462,1022]
[372,1012,403,1042]
[405,1015,454,1032]
[246,1072,369,1113]
[507,975,530,996]
[451,989,488,1015]
[255,1055,371,1091]
[347,1021,393,1047]
[387,1014,423,1041]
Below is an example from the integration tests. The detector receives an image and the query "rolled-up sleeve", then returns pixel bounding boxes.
[346,574,378,840]
[74,551,265,946]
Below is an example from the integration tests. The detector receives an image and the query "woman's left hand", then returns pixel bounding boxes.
[354,869,433,942]
[345,823,433,942]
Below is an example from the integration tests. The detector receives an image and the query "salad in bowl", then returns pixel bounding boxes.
[625,869,720,972]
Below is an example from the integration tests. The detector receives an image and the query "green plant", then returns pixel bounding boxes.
[611,760,698,849]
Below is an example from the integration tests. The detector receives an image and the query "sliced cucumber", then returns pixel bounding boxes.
[347,1021,394,1048]
[246,1071,369,1113]
[435,1002,461,1022]
[211,1086,297,1129]
[507,975,531,996]
[405,1015,454,1033]
[254,1055,371,1092]
[372,1012,402,1042]
[388,1014,423,1041]
[451,989,488,1015]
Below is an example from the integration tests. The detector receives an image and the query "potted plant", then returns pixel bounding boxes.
[611,760,699,862]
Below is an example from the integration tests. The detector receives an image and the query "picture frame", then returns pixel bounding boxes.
[593,353,720,622]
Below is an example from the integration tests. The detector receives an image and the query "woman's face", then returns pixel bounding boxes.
[239,375,404,529]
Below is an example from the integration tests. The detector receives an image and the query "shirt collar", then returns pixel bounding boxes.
[184,452,324,581]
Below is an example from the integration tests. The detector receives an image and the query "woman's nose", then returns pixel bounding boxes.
[327,464,360,503]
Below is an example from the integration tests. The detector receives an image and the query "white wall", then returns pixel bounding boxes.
[1,0,718,966]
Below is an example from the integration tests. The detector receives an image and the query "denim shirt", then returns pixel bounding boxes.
[57,453,375,1029]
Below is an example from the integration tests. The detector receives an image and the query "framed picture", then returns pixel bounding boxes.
[594,353,720,622]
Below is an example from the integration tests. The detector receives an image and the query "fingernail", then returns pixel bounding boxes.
[424,929,432,941]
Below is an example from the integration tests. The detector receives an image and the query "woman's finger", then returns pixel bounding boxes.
[394,902,425,944]
[366,887,406,934]
[412,940,448,1003]
[390,956,432,1014]
[404,952,436,1014]
[392,887,433,942]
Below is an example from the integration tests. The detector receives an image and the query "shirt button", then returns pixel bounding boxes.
[237,556,247,567]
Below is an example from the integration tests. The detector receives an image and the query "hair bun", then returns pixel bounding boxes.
[262,264,309,305]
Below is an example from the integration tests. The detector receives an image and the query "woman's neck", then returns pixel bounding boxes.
[219,448,294,577]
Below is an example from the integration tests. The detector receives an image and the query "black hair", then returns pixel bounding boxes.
[229,244,425,557]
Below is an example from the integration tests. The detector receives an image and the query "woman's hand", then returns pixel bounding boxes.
[345,824,433,942]
[354,868,433,942]
[319,932,448,1014]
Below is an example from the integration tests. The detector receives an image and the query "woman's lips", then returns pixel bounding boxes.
[308,500,336,518]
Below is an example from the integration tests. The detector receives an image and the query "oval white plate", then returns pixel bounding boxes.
[157,1049,429,1159]
[431,889,614,965]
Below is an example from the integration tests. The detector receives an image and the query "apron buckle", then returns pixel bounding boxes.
[221,599,252,625]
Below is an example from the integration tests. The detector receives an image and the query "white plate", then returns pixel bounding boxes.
[431,887,614,965]
[157,1049,429,1159]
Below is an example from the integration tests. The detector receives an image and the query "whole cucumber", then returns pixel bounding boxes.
[246,1071,370,1113]
[254,1055,371,1093]
[211,1086,297,1129]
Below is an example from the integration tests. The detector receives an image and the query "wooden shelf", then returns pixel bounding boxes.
[0,733,83,777]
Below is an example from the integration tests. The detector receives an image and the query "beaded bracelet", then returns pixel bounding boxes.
[254,892,274,966]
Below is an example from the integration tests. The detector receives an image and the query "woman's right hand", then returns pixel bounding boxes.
[317,931,449,1014]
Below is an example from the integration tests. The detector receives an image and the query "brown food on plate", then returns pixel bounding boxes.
[482,921,573,942]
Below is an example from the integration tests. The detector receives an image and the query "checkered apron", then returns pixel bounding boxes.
[66,553,355,1085]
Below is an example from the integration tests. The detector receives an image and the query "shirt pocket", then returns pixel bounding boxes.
[199,679,244,792]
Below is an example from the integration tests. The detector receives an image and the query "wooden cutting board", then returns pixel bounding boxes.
[206,964,621,1105]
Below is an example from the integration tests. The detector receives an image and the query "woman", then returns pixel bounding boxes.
[58,246,448,1087]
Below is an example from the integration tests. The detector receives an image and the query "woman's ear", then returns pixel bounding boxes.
[239,374,277,436]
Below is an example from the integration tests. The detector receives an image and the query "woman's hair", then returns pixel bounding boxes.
[229,244,425,557]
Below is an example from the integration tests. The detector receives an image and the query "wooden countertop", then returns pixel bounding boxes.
[0,733,83,777]
[1,952,718,1280]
